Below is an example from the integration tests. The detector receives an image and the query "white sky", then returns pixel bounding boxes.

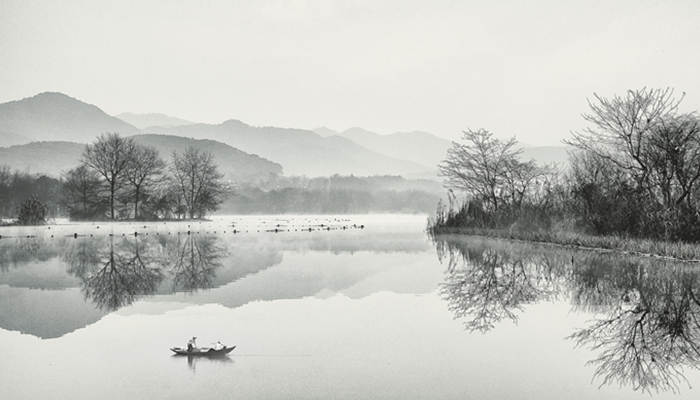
[1,0,699,145]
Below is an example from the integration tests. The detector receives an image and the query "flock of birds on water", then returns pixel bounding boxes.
[0,218,366,240]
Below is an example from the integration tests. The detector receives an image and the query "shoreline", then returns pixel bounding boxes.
[428,226,700,262]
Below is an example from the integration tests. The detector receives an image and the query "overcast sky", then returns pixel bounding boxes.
[1,0,699,145]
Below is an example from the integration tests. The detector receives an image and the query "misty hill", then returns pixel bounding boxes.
[0,135,282,182]
[0,129,31,147]
[337,127,451,170]
[131,134,282,181]
[317,127,571,170]
[145,120,430,177]
[0,92,138,146]
[0,141,85,174]
[312,126,338,137]
[116,112,194,129]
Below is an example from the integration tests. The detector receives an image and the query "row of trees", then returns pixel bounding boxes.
[438,128,559,230]
[436,88,700,241]
[566,88,700,240]
[64,133,226,220]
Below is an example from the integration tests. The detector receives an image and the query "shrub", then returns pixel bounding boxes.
[17,196,48,225]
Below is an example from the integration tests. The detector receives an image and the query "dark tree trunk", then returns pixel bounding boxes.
[110,181,115,220]
[134,185,140,220]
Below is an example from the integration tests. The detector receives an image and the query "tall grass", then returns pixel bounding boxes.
[428,201,700,261]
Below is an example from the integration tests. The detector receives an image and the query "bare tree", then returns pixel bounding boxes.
[646,115,700,210]
[502,160,555,209]
[125,145,164,219]
[171,147,225,219]
[566,88,683,191]
[82,133,136,220]
[439,129,521,211]
[62,165,105,219]
[566,88,700,239]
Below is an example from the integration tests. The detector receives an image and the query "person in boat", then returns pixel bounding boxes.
[213,341,224,350]
[187,336,197,352]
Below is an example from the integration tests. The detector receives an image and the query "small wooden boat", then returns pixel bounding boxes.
[170,345,236,356]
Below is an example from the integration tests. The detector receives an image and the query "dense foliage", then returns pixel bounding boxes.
[0,167,62,221]
[16,196,49,225]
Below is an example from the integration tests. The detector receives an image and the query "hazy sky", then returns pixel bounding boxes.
[1,0,699,145]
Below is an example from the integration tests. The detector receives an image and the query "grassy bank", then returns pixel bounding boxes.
[428,225,700,262]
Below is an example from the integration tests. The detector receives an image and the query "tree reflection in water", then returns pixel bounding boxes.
[61,234,224,310]
[435,237,565,332]
[64,236,165,310]
[569,261,700,393]
[433,234,700,393]
[169,235,224,292]
[0,236,55,271]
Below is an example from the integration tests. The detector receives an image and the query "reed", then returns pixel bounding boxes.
[428,224,700,261]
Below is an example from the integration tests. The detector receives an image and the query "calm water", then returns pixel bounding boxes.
[1,215,699,399]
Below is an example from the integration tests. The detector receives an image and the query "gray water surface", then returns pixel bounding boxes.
[1,215,698,399]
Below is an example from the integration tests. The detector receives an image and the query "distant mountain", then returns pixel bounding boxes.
[116,112,194,130]
[145,120,430,177]
[0,129,31,147]
[0,92,138,146]
[0,141,85,175]
[339,127,451,170]
[131,134,282,181]
[323,126,571,170]
[312,127,339,137]
[0,91,570,177]
[0,135,282,182]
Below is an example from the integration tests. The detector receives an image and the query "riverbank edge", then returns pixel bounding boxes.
[428,226,700,262]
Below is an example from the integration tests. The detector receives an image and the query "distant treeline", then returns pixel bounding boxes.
[431,88,700,243]
[221,175,442,214]
[0,168,62,219]
[1,161,443,222]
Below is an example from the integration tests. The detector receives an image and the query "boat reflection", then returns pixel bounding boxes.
[432,235,700,394]
[171,352,234,372]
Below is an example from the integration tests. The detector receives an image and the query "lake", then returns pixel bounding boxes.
[1,214,699,399]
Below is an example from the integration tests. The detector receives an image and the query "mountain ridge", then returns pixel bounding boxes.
[0,134,282,182]
[316,126,570,169]
[116,112,195,129]
[0,92,138,145]
[145,120,432,177]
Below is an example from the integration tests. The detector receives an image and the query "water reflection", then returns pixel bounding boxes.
[58,235,225,310]
[0,236,55,270]
[433,235,700,393]
[169,235,225,292]
[172,353,234,373]
[64,237,166,310]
